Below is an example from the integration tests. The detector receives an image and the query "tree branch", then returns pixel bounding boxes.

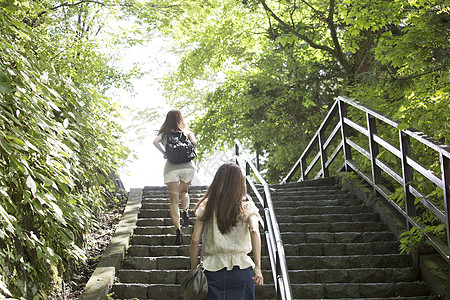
[299,0,326,21]
[326,0,351,77]
[259,0,334,54]
[37,1,106,18]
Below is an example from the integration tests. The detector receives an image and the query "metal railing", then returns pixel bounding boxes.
[282,96,450,263]
[235,140,293,300]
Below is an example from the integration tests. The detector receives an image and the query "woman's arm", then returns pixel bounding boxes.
[248,214,263,286]
[186,130,197,149]
[153,134,166,158]
[190,218,205,270]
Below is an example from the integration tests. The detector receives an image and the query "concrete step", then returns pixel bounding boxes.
[280,231,395,244]
[121,256,190,270]
[282,241,400,256]
[287,267,417,283]
[134,226,194,235]
[111,282,433,299]
[137,218,177,226]
[276,212,380,223]
[131,234,194,246]
[273,204,372,215]
[120,254,412,271]
[270,190,350,198]
[117,269,275,284]
[130,231,395,246]
[289,281,431,298]
[270,197,361,207]
[111,282,276,299]
[278,221,385,232]
[283,254,411,269]
[127,245,190,257]
[140,202,200,209]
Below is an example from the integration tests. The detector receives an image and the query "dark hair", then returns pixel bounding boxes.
[158,109,186,135]
[196,163,246,234]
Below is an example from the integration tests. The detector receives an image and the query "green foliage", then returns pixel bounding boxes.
[399,226,426,254]
[145,0,448,185]
[0,1,132,297]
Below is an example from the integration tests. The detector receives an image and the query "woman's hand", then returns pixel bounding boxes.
[252,265,263,286]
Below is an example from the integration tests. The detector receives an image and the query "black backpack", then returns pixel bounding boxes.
[165,131,196,164]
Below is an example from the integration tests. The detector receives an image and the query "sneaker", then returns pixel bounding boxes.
[175,228,183,245]
[182,210,190,227]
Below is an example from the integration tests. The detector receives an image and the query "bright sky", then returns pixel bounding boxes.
[107,33,231,190]
[108,35,176,189]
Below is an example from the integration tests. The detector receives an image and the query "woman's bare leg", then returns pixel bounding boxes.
[179,180,191,212]
[166,181,180,229]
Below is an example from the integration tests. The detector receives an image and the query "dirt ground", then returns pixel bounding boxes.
[55,196,127,299]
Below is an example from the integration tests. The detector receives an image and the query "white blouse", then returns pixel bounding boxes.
[195,199,260,272]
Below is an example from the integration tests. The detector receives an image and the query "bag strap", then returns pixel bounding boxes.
[199,222,208,263]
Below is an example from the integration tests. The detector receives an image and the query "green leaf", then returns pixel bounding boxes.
[97,173,106,184]
[0,138,13,155]
[0,71,12,94]
[26,175,37,195]
[397,123,409,131]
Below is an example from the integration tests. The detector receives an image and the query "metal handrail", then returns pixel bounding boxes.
[282,96,450,263]
[235,140,293,300]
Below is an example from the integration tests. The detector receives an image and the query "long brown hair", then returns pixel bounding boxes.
[158,109,186,135]
[196,163,246,234]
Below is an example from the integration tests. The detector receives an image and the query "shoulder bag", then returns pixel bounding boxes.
[180,223,208,299]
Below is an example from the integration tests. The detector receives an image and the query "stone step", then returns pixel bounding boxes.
[134,226,194,235]
[280,231,395,244]
[127,245,190,257]
[129,230,395,247]
[120,253,412,271]
[287,267,417,283]
[131,234,194,246]
[269,177,338,189]
[136,218,176,226]
[111,283,276,299]
[270,198,361,207]
[278,221,385,232]
[285,254,411,269]
[282,241,400,256]
[289,281,431,299]
[111,281,432,299]
[117,269,275,284]
[277,212,380,223]
[121,256,275,271]
[273,204,372,215]
[270,190,350,198]
[122,256,190,270]
[116,267,416,285]
[141,195,201,204]
[138,209,199,218]
[140,202,200,209]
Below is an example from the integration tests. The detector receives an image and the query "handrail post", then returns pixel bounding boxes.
[276,251,281,300]
[246,162,251,194]
[338,99,352,171]
[367,113,382,195]
[441,153,450,256]
[400,131,416,229]
[318,128,329,178]
[301,155,307,180]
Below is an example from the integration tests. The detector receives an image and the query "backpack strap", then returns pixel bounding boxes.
[199,222,208,263]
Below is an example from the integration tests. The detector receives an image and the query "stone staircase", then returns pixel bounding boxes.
[264,178,437,299]
[111,178,437,299]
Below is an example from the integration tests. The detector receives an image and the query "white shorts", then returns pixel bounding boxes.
[164,168,195,184]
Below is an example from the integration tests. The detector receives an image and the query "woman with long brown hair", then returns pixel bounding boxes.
[190,163,263,299]
[153,109,197,245]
